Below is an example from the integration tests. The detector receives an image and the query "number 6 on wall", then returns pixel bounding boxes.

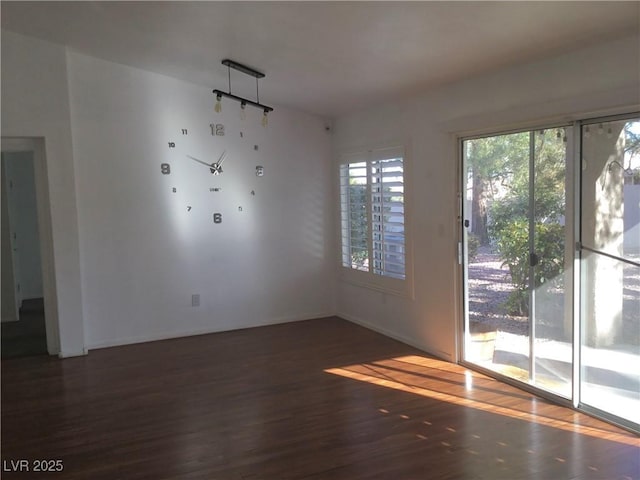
[213,213,222,224]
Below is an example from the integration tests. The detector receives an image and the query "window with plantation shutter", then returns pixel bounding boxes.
[340,146,407,289]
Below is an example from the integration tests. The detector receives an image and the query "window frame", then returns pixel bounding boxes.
[337,144,413,298]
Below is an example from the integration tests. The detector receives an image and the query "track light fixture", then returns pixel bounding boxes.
[213,59,273,126]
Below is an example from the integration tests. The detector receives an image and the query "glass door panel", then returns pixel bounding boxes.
[580,118,640,428]
[532,129,572,398]
[463,132,531,381]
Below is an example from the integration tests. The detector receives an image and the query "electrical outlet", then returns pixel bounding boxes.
[191,294,200,307]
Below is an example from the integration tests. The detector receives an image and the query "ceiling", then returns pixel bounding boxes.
[2,1,638,118]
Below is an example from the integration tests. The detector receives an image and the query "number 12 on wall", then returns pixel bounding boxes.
[213,213,222,224]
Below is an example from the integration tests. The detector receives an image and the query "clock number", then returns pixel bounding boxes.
[168,142,176,148]
[161,163,171,174]
[181,129,188,135]
[210,124,225,136]
[172,187,177,193]
[187,206,192,212]
[213,213,222,224]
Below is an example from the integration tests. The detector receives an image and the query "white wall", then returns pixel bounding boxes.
[65,52,334,348]
[333,34,640,362]
[2,151,43,301]
[2,26,637,359]
[1,30,85,356]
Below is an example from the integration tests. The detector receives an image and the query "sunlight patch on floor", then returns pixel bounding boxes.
[324,355,639,447]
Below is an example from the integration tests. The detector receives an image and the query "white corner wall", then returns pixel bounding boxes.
[333,34,640,362]
[65,52,334,348]
[1,30,85,356]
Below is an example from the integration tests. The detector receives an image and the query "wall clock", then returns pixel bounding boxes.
[160,122,263,225]
[160,123,227,224]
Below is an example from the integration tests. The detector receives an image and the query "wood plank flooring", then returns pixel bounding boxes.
[1,298,47,358]
[1,317,638,479]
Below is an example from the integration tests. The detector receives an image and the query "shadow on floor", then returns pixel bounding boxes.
[1,298,47,358]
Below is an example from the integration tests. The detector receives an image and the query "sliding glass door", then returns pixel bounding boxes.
[461,127,572,398]
[461,115,640,431]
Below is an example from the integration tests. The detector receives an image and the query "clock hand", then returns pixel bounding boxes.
[217,150,227,166]
[186,155,214,168]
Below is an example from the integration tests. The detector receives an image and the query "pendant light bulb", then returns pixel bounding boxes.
[215,94,222,113]
[240,102,247,120]
[607,126,613,139]
[584,125,590,138]
[262,110,268,127]
[598,123,604,135]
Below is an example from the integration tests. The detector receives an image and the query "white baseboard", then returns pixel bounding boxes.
[87,312,335,351]
[58,348,88,358]
[337,311,453,363]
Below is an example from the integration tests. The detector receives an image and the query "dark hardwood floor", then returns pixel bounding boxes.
[1,317,638,479]
[1,298,47,358]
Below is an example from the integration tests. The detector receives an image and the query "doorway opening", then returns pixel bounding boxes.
[1,138,59,357]
[1,151,46,357]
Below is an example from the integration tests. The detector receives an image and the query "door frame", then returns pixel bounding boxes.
[1,137,60,355]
